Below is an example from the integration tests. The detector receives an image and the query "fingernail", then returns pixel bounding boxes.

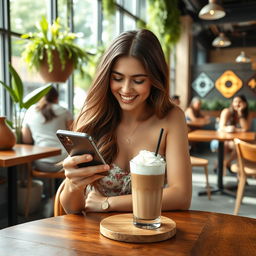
[86,155,92,160]
[104,165,110,170]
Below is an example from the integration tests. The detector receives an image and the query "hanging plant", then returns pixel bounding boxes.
[145,0,181,61]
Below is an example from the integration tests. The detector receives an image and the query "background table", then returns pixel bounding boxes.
[0,211,255,255]
[0,144,61,226]
[188,130,255,196]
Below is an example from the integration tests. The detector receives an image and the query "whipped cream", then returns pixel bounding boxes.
[130,150,166,175]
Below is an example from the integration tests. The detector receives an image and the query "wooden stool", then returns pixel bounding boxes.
[190,156,211,200]
[25,163,65,218]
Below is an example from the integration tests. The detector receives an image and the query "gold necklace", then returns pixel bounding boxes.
[124,123,140,144]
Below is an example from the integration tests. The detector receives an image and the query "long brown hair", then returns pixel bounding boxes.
[73,29,173,163]
[36,87,58,122]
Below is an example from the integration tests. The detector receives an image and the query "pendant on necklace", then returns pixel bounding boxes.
[125,138,131,144]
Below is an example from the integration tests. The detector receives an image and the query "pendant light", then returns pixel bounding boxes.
[235,33,251,63]
[199,0,226,20]
[212,33,231,47]
[236,51,251,63]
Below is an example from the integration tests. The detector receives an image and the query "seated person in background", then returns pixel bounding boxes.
[218,94,251,172]
[171,95,180,106]
[185,97,210,128]
[22,87,73,173]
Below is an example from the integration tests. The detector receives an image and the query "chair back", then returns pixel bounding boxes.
[234,138,256,175]
[54,179,66,216]
[234,138,256,163]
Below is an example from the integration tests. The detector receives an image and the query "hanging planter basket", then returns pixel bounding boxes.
[39,50,74,83]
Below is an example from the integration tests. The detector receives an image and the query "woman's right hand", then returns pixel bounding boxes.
[62,154,110,192]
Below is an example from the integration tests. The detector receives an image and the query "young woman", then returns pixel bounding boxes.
[185,97,210,127]
[22,87,73,172]
[218,94,251,171]
[60,29,192,214]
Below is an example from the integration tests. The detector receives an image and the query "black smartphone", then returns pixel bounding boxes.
[56,130,107,168]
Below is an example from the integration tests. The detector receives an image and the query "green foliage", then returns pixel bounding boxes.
[21,16,88,75]
[248,100,256,111]
[140,0,181,61]
[102,0,115,18]
[0,64,52,142]
[201,99,230,110]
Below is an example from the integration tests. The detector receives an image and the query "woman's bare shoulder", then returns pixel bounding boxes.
[163,106,186,129]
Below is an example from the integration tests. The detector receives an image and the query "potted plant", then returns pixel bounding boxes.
[21,16,88,83]
[0,64,52,143]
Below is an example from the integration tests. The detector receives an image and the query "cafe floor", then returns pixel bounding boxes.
[0,145,255,229]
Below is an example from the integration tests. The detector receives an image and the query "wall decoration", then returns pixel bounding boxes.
[215,70,242,98]
[247,74,256,94]
[192,72,214,98]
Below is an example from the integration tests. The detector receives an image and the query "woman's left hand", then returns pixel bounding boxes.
[84,189,107,212]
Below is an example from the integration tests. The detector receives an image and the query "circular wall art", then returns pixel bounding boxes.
[215,70,242,98]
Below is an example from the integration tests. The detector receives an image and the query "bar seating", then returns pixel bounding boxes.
[190,156,211,200]
[25,163,65,217]
[231,138,256,215]
[54,179,66,216]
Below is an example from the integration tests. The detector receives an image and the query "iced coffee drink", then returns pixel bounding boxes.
[130,150,166,229]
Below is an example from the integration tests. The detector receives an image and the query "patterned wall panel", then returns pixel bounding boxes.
[247,74,256,95]
[215,70,242,98]
[192,72,214,98]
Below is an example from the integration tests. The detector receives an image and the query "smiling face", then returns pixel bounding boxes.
[110,56,152,112]
[232,96,246,111]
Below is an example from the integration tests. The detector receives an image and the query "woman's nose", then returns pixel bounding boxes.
[120,79,132,92]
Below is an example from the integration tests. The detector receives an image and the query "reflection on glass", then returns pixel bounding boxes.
[58,0,68,27]
[10,0,47,34]
[73,0,97,48]
[138,0,147,20]
[123,14,136,32]
[102,13,118,45]
[124,0,136,15]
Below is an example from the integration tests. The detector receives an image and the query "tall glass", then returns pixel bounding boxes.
[130,160,166,229]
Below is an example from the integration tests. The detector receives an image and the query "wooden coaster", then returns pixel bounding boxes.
[100,213,176,243]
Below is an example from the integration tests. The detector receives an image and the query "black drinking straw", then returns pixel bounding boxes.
[155,128,164,156]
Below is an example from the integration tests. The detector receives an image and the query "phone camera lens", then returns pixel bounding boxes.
[65,136,73,146]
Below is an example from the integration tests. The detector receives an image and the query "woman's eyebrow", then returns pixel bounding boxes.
[112,70,148,77]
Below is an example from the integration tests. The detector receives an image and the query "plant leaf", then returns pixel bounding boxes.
[23,84,52,109]
[0,80,19,102]
[9,64,24,103]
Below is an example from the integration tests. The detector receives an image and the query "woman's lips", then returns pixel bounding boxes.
[120,94,137,103]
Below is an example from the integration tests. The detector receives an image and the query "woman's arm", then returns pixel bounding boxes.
[162,107,192,210]
[218,108,230,130]
[21,126,34,144]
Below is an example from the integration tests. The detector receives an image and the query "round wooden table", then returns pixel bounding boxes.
[0,211,255,255]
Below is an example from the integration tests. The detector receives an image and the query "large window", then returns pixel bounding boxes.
[0,0,147,119]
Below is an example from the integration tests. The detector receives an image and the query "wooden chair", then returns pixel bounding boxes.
[231,138,256,215]
[54,179,66,216]
[190,156,211,200]
[25,163,65,217]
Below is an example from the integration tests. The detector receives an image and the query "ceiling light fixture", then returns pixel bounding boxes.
[235,32,251,63]
[235,51,251,63]
[212,33,231,47]
[199,0,226,20]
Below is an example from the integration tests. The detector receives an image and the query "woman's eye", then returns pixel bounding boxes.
[133,80,145,84]
[112,76,123,82]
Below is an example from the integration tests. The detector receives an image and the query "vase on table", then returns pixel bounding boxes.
[0,116,16,150]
